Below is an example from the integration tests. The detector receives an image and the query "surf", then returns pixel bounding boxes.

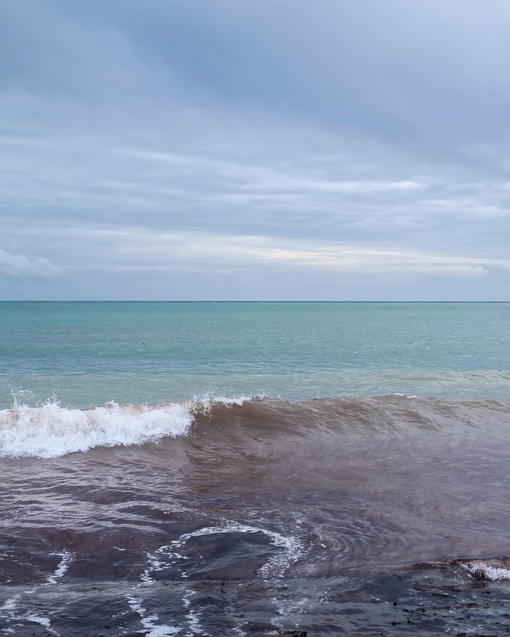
[2,394,510,458]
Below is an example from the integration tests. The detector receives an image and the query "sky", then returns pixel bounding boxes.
[1,0,510,301]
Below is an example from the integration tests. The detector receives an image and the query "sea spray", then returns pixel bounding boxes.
[0,395,255,458]
[0,400,193,458]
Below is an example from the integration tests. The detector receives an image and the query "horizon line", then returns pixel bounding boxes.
[1,300,509,304]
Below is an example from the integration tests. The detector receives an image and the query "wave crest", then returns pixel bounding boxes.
[0,401,195,458]
[2,394,510,459]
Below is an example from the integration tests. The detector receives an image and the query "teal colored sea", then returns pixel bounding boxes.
[2,302,510,636]
[1,301,509,408]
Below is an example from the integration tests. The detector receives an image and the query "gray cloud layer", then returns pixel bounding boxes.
[1,1,510,299]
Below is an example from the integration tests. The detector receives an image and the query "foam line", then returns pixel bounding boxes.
[126,595,180,636]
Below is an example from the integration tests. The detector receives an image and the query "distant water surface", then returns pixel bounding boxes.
[1,301,509,407]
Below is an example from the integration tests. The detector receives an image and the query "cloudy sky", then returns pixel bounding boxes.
[1,0,510,300]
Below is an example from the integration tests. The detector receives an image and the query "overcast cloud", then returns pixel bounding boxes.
[1,0,510,300]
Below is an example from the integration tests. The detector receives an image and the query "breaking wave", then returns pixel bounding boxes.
[1,394,510,459]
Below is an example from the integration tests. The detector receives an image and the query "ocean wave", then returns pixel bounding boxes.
[1,394,509,459]
[0,395,258,459]
[0,400,192,459]
[462,559,510,581]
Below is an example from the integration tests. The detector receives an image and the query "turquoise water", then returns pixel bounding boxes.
[1,301,509,408]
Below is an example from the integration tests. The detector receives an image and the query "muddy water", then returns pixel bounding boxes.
[2,397,510,635]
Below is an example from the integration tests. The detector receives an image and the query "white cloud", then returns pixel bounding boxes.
[59,227,503,278]
[0,248,63,279]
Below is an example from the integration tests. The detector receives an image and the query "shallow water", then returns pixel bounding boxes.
[2,397,510,635]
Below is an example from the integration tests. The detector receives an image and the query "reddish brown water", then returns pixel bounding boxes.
[2,396,510,635]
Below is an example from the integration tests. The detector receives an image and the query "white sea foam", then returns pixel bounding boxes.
[126,595,180,636]
[46,551,73,585]
[0,552,71,634]
[143,522,303,585]
[23,614,52,630]
[462,560,510,581]
[0,395,254,459]
[0,595,21,613]
[138,522,301,636]
[191,394,260,412]
[183,591,207,636]
[0,401,192,458]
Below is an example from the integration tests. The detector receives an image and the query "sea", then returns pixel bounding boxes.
[1,301,510,636]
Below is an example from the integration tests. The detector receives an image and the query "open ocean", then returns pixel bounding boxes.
[1,301,510,636]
